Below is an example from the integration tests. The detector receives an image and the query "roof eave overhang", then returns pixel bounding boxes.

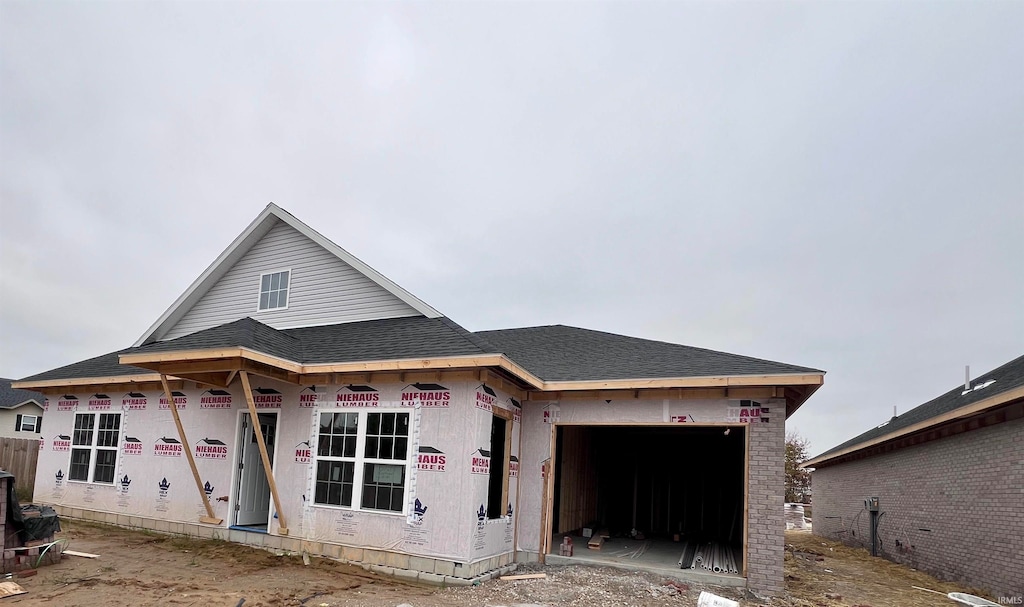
[18,349,825,412]
[12,373,174,393]
[802,384,1024,469]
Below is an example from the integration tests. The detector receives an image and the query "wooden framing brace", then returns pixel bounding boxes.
[161,375,222,525]
[239,371,289,535]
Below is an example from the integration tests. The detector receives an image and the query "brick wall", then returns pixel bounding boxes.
[812,416,1023,598]
[746,399,786,596]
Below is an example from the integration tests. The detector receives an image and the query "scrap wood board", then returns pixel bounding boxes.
[0,582,27,598]
[588,535,605,550]
[500,573,547,581]
[64,550,99,559]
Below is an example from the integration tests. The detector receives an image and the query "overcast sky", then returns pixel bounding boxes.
[1,1,1021,456]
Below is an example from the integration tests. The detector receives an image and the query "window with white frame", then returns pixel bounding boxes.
[258,270,290,311]
[69,412,121,484]
[314,410,410,513]
[16,414,39,433]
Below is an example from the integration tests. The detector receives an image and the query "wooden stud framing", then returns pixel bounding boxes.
[538,459,551,564]
[541,422,557,560]
[512,405,524,558]
[492,407,514,522]
[161,375,221,525]
[239,371,289,535]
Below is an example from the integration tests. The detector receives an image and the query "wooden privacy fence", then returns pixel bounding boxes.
[0,437,39,501]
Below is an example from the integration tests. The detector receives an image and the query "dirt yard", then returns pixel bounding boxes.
[1,523,993,606]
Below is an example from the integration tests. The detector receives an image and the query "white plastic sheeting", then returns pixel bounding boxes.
[35,378,522,564]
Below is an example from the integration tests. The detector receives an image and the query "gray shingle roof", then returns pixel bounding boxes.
[475,325,821,382]
[19,316,493,382]
[288,316,491,363]
[18,318,821,387]
[136,317,304,362]
[810,354,1024,465]
[0,377,47,408]
[17,350,148,383]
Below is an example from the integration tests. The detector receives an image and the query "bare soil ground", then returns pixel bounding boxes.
[1,523,993,606]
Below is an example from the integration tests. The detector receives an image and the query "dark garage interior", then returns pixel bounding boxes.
[551,424,746,575]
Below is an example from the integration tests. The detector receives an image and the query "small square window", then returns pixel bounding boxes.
[258,270,290,311]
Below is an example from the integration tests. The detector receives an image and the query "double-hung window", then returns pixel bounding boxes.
[69,412,121,484]
[258,270,290,311]
[16,414,39,433]
[314,410,410,513]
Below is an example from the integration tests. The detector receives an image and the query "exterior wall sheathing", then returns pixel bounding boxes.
[812,416,1024,599]
[33,378,522,578]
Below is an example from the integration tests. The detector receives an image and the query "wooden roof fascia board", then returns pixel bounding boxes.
[21,351,822,401]
[802,384,1024,469]
[119,348,303,373]
[494,357,546,390]
[134,206,281,346]
[13,374,168,390]
[301,354,521,377]
[537,372,824,392]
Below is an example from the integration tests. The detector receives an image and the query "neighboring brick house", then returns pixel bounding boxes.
[804,355,1024,599]
[14,203,824,595]
[0,378,45,439]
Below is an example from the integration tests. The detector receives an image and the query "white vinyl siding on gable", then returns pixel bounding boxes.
[161,221,420,341]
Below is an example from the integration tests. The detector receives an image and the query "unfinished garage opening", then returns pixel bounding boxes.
[548,424,746,578]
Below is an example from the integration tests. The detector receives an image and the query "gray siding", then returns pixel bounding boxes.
[162,221,420,341]
[812,416,1024,599]
[0,404,44,439]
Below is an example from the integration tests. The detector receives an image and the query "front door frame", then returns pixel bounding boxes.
[232,409,279,527]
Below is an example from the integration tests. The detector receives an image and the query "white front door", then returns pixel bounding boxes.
[234,412,277,526]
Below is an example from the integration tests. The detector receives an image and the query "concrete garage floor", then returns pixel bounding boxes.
[545,534,746,588]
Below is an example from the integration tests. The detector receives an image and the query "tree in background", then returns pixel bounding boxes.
[785,432,812,503]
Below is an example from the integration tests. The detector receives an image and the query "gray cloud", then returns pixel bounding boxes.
[2,1,1021,455]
